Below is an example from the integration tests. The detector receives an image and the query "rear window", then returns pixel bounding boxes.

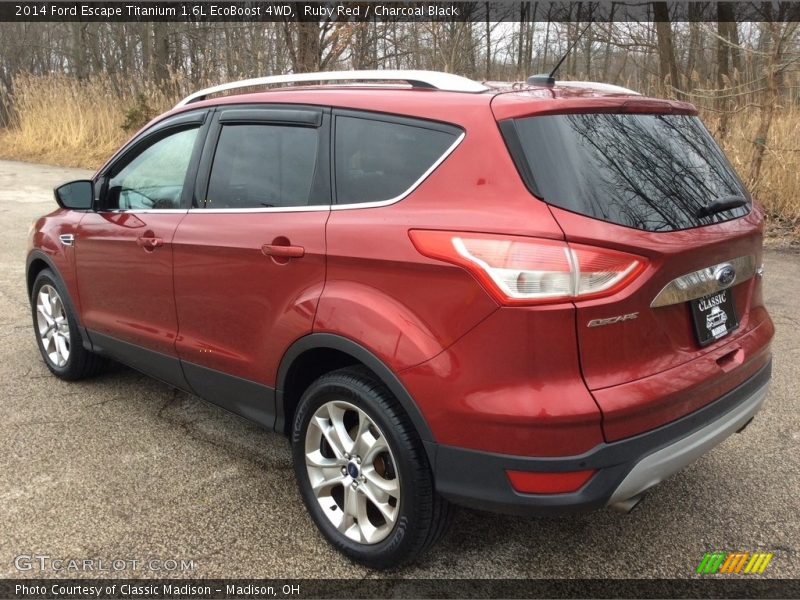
[334,115,460,205]
[506,113,750,232]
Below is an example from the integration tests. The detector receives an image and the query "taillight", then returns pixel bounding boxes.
[409,230,646,306]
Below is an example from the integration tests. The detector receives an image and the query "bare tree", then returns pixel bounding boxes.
[653,3,680,94]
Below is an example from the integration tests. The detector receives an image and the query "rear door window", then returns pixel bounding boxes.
[504,113,750,232]
[334,114,461,205]
[206,123,320,209]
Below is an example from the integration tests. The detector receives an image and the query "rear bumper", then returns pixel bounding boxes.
[432,359,771,515]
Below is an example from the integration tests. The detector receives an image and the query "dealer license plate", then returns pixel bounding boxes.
[690,289,739,347]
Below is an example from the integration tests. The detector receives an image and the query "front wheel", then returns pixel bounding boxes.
[31,268,107,380]
[292,367,452,569]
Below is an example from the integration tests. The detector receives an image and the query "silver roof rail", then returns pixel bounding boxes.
[556,81,641,95]
[176,70,488,107]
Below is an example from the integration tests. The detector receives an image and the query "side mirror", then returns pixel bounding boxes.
[54,180,94,210]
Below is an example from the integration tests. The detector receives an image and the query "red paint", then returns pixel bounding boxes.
[548,205,772,439]
[593,317,773,441]
[74,212,185,355]
[28,209,84,316]
[399,306,604,456]
[172,211,327,385]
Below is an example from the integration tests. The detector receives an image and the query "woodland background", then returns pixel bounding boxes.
[0,4,798,237]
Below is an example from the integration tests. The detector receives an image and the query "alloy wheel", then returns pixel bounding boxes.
[36,284,70,368]
[304,400,401,544]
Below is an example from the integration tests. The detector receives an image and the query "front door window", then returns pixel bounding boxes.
[106,127,199,210]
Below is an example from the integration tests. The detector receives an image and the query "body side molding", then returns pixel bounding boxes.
[182,361,276,429]
[88,331,190,390]
[86,331,277,428]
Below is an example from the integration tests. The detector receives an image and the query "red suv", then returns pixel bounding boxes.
[27,70,774,568]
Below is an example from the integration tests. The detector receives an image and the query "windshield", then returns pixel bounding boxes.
[507,113,750,232]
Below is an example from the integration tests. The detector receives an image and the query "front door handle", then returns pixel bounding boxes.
[261,244,305,258]
[137,236,164,251]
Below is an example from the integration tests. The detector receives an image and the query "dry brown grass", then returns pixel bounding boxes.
[0,74,798,239]
[702,106,800,239]
[0,74,177,168]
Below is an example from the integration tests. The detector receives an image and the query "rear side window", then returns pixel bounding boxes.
[506,113,750,232]
[334,115,460,205]
[207,124,318,209]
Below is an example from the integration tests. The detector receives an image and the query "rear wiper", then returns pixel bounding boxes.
[696,195,748,218]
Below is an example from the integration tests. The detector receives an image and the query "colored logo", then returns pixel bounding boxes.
[697,552,774,575]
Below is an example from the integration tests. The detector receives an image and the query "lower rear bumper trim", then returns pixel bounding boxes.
[433,359,771,516]
[607,379,768,505]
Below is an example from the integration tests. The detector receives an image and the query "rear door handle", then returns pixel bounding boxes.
[137,236,164,251]
[261,244,305,258]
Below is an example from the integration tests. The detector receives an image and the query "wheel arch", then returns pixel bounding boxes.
[27,250,90,350]
[26,251,60,297]
[276,333,436,454]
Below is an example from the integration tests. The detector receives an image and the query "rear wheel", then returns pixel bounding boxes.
[31,269,107,380]
[292,367,452,568]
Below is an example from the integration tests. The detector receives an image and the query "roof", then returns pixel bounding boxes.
[175,70,489,106]
[163,71,697,124]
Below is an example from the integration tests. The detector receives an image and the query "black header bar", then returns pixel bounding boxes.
[3,1,800,22]
[3,578,800,599]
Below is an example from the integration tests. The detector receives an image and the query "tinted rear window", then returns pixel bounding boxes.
[508,113,750,232]
[334,115,459,205]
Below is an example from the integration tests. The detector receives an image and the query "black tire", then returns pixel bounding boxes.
[292,366,452,569]
[30,268,107,380]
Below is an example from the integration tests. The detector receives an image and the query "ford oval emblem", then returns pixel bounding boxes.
[715,264,736,288]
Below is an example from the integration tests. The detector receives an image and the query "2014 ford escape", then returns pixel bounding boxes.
[27,70,774,568]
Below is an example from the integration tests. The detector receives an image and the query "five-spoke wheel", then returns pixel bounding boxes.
[292,367,452,568]
[36,284,70,368]
[305,400,401,544]
[31,268,107,380]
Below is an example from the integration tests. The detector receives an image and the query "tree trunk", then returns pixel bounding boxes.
[516,3,526,79]
[653,3,679,95]
[71,24,87,80]
[685,18,701,94]
[716,3,738,106]
[152,22,170,86]
[748,23,783,189]
[294,23,322,71]
[485,3,491,80]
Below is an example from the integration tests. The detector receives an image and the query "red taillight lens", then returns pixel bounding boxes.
[409,230,646,306]
[506,469,596,494]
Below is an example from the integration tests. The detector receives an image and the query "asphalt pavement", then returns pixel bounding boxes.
[0,159,798,582]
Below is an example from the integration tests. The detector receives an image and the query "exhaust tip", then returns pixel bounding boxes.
[610,493,646,514]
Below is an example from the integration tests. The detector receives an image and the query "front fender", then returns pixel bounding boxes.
[26,210,85,318]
